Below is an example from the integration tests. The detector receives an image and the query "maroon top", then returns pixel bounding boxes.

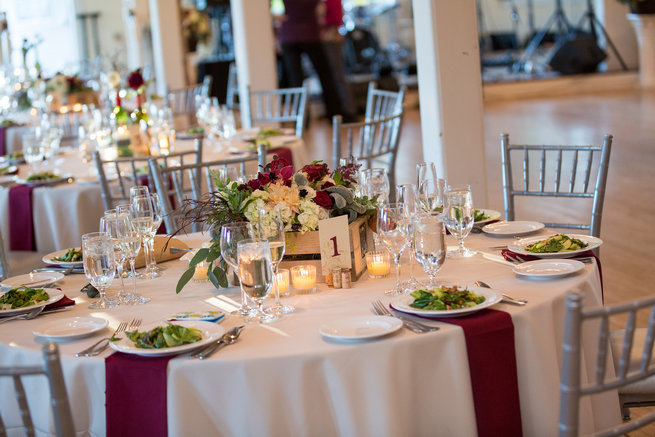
[323,0,343,28]
[278,0,321,43]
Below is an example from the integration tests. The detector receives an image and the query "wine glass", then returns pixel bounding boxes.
[100,210,128,304]
[220,222,255,316]
[116,204,151,304]
[131,194,158,278]
[217,167,239,185]
[417,178,447,213]
[237,239,277,324]
[257,207,294,315]
[82,232,118,309]
[444,185,477,258]
[377,203,412,295]
[414,213,447,288]
[416,162,438,188]
[22,134,43,173]
[396,184,422,290]
[361,168,390,204]
[130,186,150,202]
[143,194,164,275]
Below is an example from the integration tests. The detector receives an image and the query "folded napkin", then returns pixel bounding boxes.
[106,353,172,437]
[8,185,36,251]
[415,309,523,437]
[45,295,76,310]
[267,146,293,166]
[502,248,603,302]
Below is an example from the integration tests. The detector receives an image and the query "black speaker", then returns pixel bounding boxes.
[547,37,607,75]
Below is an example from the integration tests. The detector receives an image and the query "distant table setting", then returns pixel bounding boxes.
[0,159,621,437]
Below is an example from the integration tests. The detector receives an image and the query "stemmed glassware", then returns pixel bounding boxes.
[377,203,412,295]
[361,168,390,204]
[414,213,447,288]
[116,204,151,304]
[219,222,255,317]
[444,185,477,258]
[145,194,165,275]
[416,161,438,188]
[417,178,447,213]
[396,185,421,290]
[22,134,43,174]
[131,194,159,279]
[82,232,118,309]
[237,239,276,324]
[217,167,240,185]
[100,210,129,304]
[258,207,294,316]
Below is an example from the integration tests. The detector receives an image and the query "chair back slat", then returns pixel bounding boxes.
[13,375,35,437]
[583,150,594,193]
[247,86,308,138]
[569,150,579,193]
[364,81,405,122]
[522,147,529,191]
[0,228,10,280]
[641,308,655,372]
[596,315,609,386]
[555,149,563,192]
[538,149,546,192]
[619,311,637,379]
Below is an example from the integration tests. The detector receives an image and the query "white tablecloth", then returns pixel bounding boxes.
[0,232,621,436]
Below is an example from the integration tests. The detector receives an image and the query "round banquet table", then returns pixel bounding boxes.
[0,133,308,254]
[0,231,621,436]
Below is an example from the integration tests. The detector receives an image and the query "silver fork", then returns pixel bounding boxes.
[75,318,141,357]
[372,300,439,334]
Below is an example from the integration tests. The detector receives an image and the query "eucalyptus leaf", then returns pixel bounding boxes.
[176,267,196,294]
[189,248,209,267]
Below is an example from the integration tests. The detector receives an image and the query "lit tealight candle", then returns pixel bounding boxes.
[193,261,208,281]
[158,132,171,155]
[276,269,290,296]
[290,265,316,293]
[366,250,391,278]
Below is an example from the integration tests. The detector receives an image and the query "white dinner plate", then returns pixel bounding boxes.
[513,259,585,279]
[508,234,603,258]
[1,272,65,290]
[390,286,502,318]
[15,175,71,187]
[0,174,17,185]
[0,288,65,316]
[482,220,545,236]
[109,320,225,357]
[474,209,501,225]
[319,316,402,342]
[33,316,108,339]
[42,248,83,267]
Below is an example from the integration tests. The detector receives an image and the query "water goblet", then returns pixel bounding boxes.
[416,161,438,188]
[220,222,255,317]
[417,178,447,213]
[217,167,240,185]
[116,204,151,304]
[444,185,477,258]
[237,239,277,324]
[82,232,118,309]
[396,185,422,290]
[377,203,412,295]
[129,186,150,202]
[22,134,43,173]
[361,168,390,204]
[414,213,446,288]
[100,211,128,304]
[131,194,158,278]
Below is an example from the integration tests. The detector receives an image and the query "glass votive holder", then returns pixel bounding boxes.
[276,269,290,296]
[366,250,391,278]
[193,261,208,282]
[290,265,316,293]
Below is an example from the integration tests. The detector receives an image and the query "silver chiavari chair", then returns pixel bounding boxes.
[244,85,308,138]
[559,292,655,436]
[501,133,613,238]
[0,343,75,437]
[167,75,212,128]
[0,228,9,280]
[364,81,405,122]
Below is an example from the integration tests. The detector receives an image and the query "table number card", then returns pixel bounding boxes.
[318,215,352,272]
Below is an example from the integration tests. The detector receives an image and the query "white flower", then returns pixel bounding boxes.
[47,74,69,94]
[106,71,121,90]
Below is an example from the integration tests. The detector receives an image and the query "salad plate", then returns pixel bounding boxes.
[482,220,545,236]
[109,320,225,357]
[508,234,602,258]
[319,316,402,342]
[513,259,585,279]
[0,287,65,316]
[390,286,502,318]
[1,272,65,290]
[33,316,108,339]
[15,175,71,187]
[0,175,17,185]
[42,248,83,267]
[474,209,501,225]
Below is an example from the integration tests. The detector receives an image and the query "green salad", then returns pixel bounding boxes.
[0,287,50,310]
[126,323,203,349]
[259,128,282,136]
[409,286,485,311]
[474,209,489,222]
[186,126,204,135]
[53,248,82,262]
[26,172,59,182]
[525,234,588,253]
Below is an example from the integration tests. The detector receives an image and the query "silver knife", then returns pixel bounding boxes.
[193,326,243,360]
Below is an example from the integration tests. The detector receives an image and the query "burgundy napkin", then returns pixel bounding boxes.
[502,249,603,301]
[45,295,76,310]
[0,126,6,156]
[268,147,293,166]
[8,185,36,251]
[105,353,173,437]
[412,308,523,437]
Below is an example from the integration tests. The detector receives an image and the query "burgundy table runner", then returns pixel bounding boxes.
[0,126,7,156]
[416,308,523,437]
[105,353,173,437]
[8,185,36,251]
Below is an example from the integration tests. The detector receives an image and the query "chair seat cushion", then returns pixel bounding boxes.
[611,328,655,394]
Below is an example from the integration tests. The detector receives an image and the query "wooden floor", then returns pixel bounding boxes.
[304,88,655,436]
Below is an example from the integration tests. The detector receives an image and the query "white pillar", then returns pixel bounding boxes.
[628,13,655,88]
[412,0,487,204]
[149,0,186,96]
[122,0,150,71]
[230,0,278,128]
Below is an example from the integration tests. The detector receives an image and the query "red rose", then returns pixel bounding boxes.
[257,172,271,185]
[313,191,333,208]
[246,178,262,190]
[127,69,145,90]
[270,156,291,172]
[278,165,294,181]
[320,181,334,190]
[302,163,328,182]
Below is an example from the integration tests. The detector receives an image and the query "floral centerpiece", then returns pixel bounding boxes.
[176,156,377,293]
[46,73,96,110]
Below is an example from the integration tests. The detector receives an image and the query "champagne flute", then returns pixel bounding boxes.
[131,194,157,278]
[361,168,390,204]
[144,194,164,274]
[414,213,446,288]
[444,185,477,258]
[258,207,294,315]
[220,222,255,317]
[237,239,277,324]
[82,232,118,309]
[100,210,128,304]
[417,178,447,213]
[116,204,151,304]
[377,203,411,295]
[396,184,422,290]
